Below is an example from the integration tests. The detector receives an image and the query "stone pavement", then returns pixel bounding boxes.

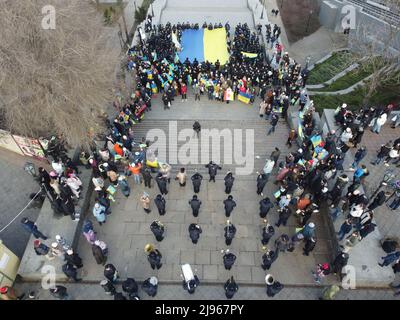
[14,281,400,300]
[0,148,49,258]
[160,0,254,28]
[74,93,333,288]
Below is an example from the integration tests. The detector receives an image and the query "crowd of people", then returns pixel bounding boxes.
[14,17,400,300]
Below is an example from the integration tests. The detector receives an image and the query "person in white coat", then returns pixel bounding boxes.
[372,113,387,134]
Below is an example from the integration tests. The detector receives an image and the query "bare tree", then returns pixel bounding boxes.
[0,0,119,146]
[349,0,400,103]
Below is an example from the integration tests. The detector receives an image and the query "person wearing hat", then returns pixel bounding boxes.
[301,222,316,240]
[188,223,202,244]
[140,192,151,214]
[224,220,236,246]
[33,239,51,258]
[191,171,203,193]
[224,276,239,299]
[142,276,158,297]
[49,285,69,300]
[104,263,119,283]
[150,220,165,242]
[122,278,140,300]
[224,172,235,194]
[21,217,48,240]
[223,195,236,217]
[205,161,222,183]
[274,234,290,252]
[303,237,317,256]
[261,247,279,270]
[265,274,284,297]
[154,194,166,216]
[222,249,236,270]
[332,252,349,276]
[62,262,81,282]
[259,197,274,218]
[261,219,275,245]
[155,173,168,195]
[159,162,172,183]
[93,202,107,225]
[117,174,131,197]
[100,279,116,295]
[189,195,202,217]
[144,244,163,270]
[92,240,108,265]
[64,249,83,268]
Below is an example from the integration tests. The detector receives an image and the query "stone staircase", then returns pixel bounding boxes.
[345,0,400,26]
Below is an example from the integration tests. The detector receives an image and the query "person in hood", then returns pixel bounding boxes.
[222,249,236,270]
[265,274,284,297]
[259,197,274,218]
[191,172,203,193]
[142,276,158,297]
[332,252,349,276]
[223,195,237,217]
[100,279,116,295]
[140,192,151,214]
[205,161,222,182]
[188,223,202,244]
[150,220,165,242]
[64,249,83,268]
[261,219,275,245]
[224,172,235,194]
[303,237,316,256]
[224,276,239,299]
[189,195,202,217]
[176,167,187,187]
[142,167,153,188]
[62,262,81,282]
[93,202,107,225]
[104,263,119,283]
[182,275,200,295]
[154,194,166,215]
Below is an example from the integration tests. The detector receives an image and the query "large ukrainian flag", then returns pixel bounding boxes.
[178,29,229,64]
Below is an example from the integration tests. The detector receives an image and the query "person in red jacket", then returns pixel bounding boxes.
[181,83,187,102]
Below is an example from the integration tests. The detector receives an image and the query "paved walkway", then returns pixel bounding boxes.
[14,281,400,300]
[0,148,50,258]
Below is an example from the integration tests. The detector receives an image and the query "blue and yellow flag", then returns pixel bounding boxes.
[238,92,252,104]
[241,51,258,58]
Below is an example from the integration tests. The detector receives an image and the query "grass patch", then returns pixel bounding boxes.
[311,85,400,114]
[316,63,374,92]
[307,51,355,85]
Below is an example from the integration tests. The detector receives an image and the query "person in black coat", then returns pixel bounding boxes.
[256,172,269,195]
[100,279,116,295]
[259,197,274,218]
[265,274,284,297]
[183,275,200,294]
[189,195,202,217]
[104,263,119,283]
[303,237,316,256]
[155,173,168,195]
[150,220,165,242]
[368,190,387,211]
[261,220,275,245]
[142,167,153,188]
[142,276,158,297]
[223,195,237,217]
[205,161,222,182]
[64,249,83,268]
[275,206,292,227]
[114,292,127,300]
[261,249,278,270]
[145,244,162,270]
[222,249,236,270]
[62,262,81,282]
[224,276,239,299]
[49,285,69,300]
[188,223,202,244]
[92,243,107,265]
[154,194,166,215]
[224,172,235,194]
[122,278,140,300]
[191,172,203,193]
[332,252,349,275]
[224,220,236,245]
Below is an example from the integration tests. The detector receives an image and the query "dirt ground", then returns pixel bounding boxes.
[277,0,321,44]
